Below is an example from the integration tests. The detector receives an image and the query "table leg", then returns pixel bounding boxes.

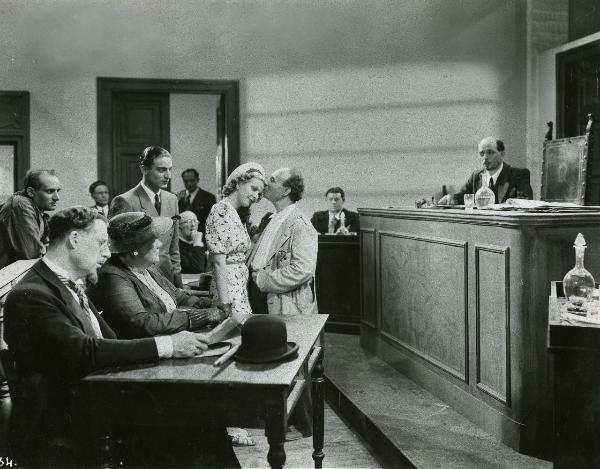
[312,353,325,468]
[265,401,286,469]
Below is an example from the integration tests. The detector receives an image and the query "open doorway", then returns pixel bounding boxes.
[97,77,239,199]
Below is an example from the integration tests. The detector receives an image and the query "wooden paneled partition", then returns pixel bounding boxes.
[358,207,600,458]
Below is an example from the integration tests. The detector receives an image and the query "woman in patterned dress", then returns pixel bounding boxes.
[205,162,266,325]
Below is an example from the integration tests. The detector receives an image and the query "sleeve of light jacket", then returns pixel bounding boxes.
[256,219,317,294]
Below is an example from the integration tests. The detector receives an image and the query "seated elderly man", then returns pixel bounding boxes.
[88,212,225,339]
[178,210,208,274]
[3,206,209,466]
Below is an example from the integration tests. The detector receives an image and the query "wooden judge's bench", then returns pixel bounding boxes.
[358,206,600,457]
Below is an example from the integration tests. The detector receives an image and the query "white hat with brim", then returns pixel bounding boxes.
[108,212,173,254]
[225,162,266,186]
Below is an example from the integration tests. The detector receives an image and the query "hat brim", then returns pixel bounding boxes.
[233,342,298,364]
[109,216,173,253]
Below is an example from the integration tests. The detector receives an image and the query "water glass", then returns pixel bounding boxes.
[464,194,475,210]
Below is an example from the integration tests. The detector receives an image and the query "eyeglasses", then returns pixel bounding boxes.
[181,219,198,225]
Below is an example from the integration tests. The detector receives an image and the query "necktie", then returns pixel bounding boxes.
[328,216,336,234]
[154,193,161,215]
[256,212,273,235]
[41,212,50,244]
[184,194,192,209]
[56,274,103,338]
[488,177,498,203]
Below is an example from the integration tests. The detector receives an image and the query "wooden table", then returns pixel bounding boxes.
[549,309,600,468]
[79,315,328,469]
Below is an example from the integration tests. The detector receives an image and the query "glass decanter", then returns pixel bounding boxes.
[474,173,495,209]
[563,233,595,304]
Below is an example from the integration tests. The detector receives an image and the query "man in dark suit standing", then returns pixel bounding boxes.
[88,180,110,217]
[177,168,216,235]
[3,206,208,466]
[438,137,533,205]
[310,186,360,235]
[109,146,183,287]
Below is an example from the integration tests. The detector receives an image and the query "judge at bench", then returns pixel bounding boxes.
[3,206,208,466]
[439,137,533,205]
[310,186,360,234]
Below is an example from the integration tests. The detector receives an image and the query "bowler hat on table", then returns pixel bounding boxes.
[234,315,298,363]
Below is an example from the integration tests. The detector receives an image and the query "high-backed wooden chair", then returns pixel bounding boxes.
[541,114,595,205]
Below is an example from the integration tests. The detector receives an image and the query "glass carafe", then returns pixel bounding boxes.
[474,173,495,208]
[563,233,595,304]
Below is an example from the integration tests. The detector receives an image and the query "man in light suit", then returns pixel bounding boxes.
[109,146,183,287]
[248,167,318,439]
[248,167,318,316]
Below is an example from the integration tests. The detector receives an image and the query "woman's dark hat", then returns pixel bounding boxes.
[108,212,172,253]
[234,315,298,363]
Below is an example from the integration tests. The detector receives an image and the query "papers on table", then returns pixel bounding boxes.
[563,312,600,326]
[202,318,239,345]
[479,199,586,212]
[195,341,234,358]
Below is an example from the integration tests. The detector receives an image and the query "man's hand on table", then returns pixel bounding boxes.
[171,331,209,358]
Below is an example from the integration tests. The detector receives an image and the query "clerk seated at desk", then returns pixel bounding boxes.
[311,186,360,235]
[438,137,533,205]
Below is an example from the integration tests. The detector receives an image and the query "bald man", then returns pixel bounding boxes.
[439,137,533,205]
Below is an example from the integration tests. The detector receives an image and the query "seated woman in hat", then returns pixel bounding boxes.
[205,162,266,325]
[88,212,226,339]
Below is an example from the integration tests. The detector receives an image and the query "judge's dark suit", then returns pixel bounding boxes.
[453,163,533,204]
[3,260,158,464]
[109,183,181,286]
[310,208,360,234]
[177,188,216,234]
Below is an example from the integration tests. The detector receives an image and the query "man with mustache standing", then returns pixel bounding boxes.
[109,146,183,287]
[0,169,61,269]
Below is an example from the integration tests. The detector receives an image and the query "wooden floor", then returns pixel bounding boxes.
[234,403,383,468]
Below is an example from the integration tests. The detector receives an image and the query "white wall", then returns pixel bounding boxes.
[0,0,531,218]
[170,93,219,197]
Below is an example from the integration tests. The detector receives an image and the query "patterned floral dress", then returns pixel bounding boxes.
[205,199,252,322]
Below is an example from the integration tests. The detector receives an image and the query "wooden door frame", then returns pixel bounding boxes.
[97,77,240,189]
[0,91,30,190]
